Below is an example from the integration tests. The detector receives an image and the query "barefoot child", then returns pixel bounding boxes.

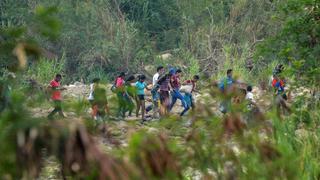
[245,86,255,105]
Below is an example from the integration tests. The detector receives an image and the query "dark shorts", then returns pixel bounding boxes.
[138,95,145,100]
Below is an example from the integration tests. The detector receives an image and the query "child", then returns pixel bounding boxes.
[47,74,66,120]
[93,85,109,121]
[182,75,200,111]
[245,85,255,110]
[125,75,137,117]
[245,86,254,101]
[88,78,100,119]
[135,75,151,121]
[114,72,126,118]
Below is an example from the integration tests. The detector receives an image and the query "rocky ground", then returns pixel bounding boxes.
[34,82,316,179]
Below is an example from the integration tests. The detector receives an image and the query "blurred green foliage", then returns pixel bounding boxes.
[0,0,320,179]
[255,0,320,84]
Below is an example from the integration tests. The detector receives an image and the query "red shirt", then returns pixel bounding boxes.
[115,77,125,93]
[115,77,124,87]
[272,79,284,87]
[50,80,62,100]
[171,74,181,89]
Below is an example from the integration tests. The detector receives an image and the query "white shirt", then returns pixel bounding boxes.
[88,83,94,100]
[152,72,160,86]
[245,92,254,102]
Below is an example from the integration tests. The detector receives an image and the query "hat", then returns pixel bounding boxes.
[169,68,176,75]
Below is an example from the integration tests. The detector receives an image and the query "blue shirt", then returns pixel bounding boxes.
[135,81,146,95]
[275,81,284,94]
[219,76,234,91]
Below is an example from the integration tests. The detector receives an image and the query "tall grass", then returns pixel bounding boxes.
[26,54,66,84]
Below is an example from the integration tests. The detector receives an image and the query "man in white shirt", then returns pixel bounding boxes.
[153,66,164,86]
[150,66,164,118]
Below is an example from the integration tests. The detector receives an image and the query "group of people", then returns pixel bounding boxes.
[110,66,200,121]
[217,67,289,116]
[218,69,252,113]
[47,66,200,122]
[47,64,290,121]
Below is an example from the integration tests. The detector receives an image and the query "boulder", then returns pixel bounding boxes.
[159,53,172,60]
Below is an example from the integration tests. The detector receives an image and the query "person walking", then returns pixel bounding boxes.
[88,78,100,119]
[150,66,165,118]
[272,75,291,116]
[169,69,189,116]
[125,75,137,117]
[47,74,66,120]
[157,71,173,117]
[218,69,237,114]
[93,83,109,121]
[182,75,200,112]
[114,72,126,118]
[135,75,151,121]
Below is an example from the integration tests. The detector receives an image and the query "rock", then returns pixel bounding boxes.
[159,53,172,60]
[144,65,154,74]
[73,81,84,86]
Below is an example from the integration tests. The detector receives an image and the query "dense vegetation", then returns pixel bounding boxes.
[1,0,297,82]
[0,0,319,179]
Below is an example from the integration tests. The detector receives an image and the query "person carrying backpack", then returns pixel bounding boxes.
[272,75,291,116]
[269,64,285,88]
[272,75,286,99]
